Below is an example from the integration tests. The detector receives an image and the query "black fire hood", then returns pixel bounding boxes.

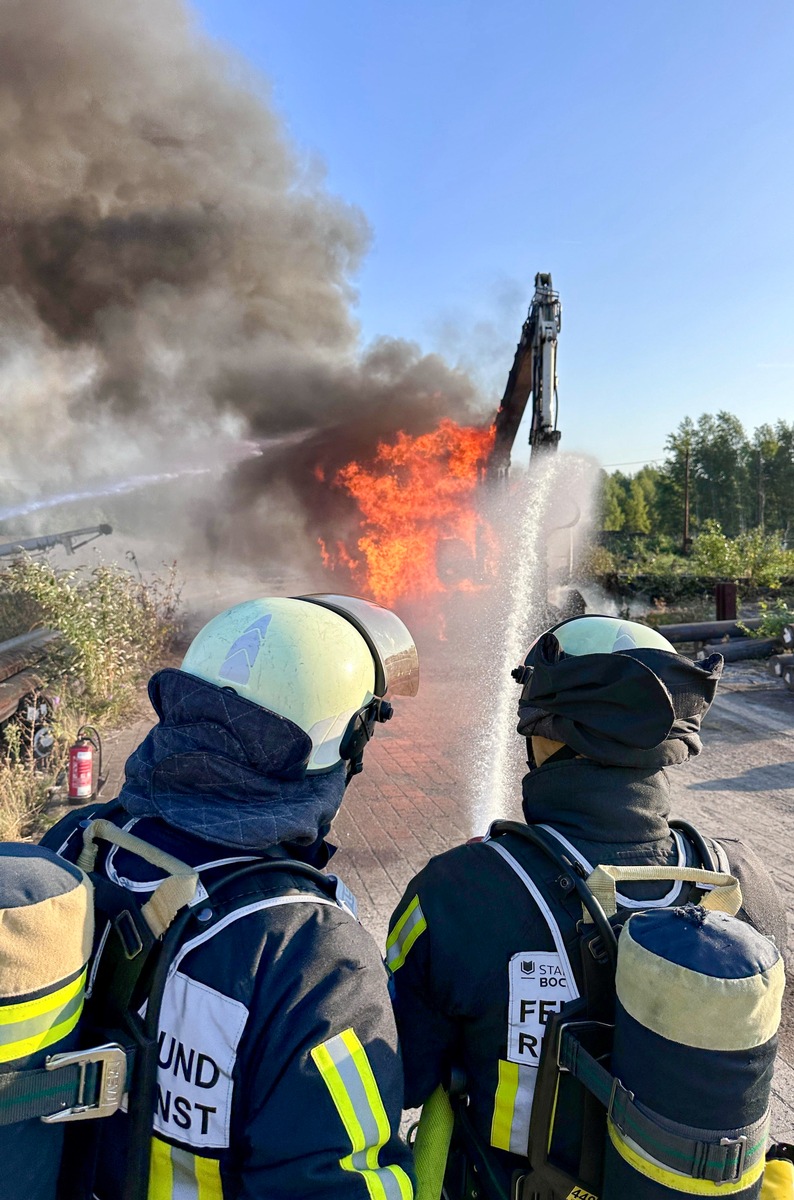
[517,633,724,767]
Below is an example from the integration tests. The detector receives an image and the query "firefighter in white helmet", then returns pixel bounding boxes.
[48,594,419,1199]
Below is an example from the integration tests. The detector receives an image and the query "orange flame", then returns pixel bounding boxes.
[323,418,495,604]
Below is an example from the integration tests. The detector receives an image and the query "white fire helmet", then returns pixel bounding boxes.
[180,594,419,773]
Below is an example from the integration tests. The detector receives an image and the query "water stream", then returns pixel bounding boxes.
[469,454,596,834]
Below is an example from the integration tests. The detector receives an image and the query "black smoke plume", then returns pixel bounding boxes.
[0,0,485,563]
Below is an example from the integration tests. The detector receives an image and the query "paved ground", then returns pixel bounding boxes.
[94,608,794,1141]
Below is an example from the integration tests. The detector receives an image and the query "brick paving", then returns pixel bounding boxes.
[98,635,794,1140]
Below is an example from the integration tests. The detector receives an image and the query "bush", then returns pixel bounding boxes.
[0,590,45,642]
[1,558,181,721]
[691,521,794,587]
[740,597,794,641]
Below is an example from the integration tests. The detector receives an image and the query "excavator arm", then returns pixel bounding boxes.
[486,272,562,481]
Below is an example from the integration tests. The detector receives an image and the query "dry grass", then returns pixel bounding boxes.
[0,558,181,841]
[0,757,56,841]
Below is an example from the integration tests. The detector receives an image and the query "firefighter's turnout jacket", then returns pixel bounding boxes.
[387,755,786,1199]
[50,669,414,1200]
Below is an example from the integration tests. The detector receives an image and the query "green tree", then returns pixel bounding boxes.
[598,471,625,531]
[656,416,695,542]
[758,420,794,537]
[692,412,751,535]
[623,478,652,533]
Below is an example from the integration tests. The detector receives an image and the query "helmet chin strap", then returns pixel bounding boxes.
[339,697,394,782]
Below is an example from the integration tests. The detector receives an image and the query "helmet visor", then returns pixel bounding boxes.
[529,614,677,662]
[295,594,420,697]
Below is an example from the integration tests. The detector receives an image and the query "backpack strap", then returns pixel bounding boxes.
[488,820,618,967]
[670,818,720,872]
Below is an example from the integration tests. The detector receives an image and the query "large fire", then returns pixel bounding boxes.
[320,418,495,604]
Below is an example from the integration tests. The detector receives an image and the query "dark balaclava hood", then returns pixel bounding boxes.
[118,668,347,853]
[517,632,724,768]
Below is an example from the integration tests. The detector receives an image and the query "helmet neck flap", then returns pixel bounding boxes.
[515,618,724,769]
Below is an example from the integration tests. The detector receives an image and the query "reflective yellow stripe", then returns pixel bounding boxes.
[148,1137,223,1200]
[491,1059,518,1152]
[385,896,427,972]
[311,1027,413,1200]
[548,1075,562,1154]
[0,970,85,1025]
[148,1137,173,1200]
[0,969,86,1063]
[608,1119,767,1195]
[194,1153,223,1199]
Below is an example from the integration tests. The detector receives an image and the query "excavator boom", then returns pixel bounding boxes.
[487,272,562,481]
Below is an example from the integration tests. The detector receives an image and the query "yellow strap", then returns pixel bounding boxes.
[413,1087,454,1200]
[760,1158,794,1199]
[78,819,199,937]
[585,864,742,920]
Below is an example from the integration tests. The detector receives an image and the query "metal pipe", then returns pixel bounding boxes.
[0,524,112,558]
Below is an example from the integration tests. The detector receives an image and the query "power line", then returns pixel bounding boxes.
[602,457,662,468]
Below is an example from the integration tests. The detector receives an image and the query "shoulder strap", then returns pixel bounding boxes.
[484,836,580,999]
[669,818,719,872]
[488,820,619,968]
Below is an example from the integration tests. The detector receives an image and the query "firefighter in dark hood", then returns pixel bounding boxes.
[386,615,787,1200]
[49,594,418,1200]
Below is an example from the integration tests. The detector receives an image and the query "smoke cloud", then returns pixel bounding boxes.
[0,0,485,562]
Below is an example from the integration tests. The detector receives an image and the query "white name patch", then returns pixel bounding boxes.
[154,971,249,1149]
[507,952,574,1067]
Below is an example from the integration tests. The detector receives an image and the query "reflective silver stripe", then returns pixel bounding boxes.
[509,1064,537,1155]
[484,839,579,998]
[537,824,689,909]
[172,1147,199,1200]
[385,898,426,970]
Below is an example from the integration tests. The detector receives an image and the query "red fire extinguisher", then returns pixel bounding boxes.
[68,725,103,805]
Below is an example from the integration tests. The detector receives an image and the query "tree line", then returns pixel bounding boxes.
[600,413,794,542]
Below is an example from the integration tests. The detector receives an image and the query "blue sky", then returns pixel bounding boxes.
[192,0,794,469]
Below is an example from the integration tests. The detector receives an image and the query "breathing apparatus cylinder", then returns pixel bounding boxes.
[603,905,785,1200]
[0,844,93,1200]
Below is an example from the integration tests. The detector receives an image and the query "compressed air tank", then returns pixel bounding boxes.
[603,904,784,1200]
[0,844,94,1200]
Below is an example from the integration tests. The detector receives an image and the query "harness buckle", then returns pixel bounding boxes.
[716,1135,748,1184]
[42,1043,127,1123]
[607,1075,635,1134]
